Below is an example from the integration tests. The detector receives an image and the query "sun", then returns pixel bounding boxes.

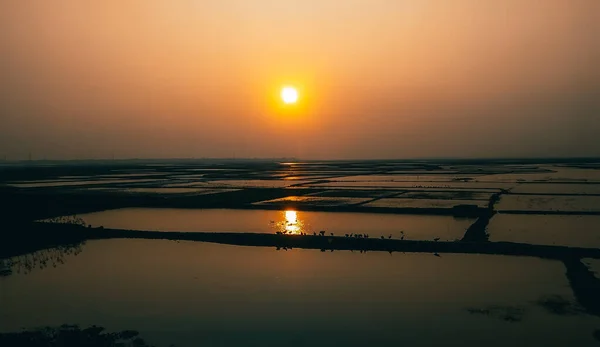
[280,86,298,104]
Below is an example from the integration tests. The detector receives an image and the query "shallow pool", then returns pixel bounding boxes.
[67,208,475,241]
[1,239,598,347]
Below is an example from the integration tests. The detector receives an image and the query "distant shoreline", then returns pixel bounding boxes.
[2,157,600,166]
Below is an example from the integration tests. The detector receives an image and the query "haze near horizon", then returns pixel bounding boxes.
[1,0,599,160]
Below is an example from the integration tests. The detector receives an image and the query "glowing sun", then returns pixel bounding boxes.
[281,86,298,104]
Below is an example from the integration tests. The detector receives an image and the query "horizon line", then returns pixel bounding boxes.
[2,156,600,164]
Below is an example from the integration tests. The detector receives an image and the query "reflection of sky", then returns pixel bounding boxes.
[70,208,475,240]
[1,239,592,346]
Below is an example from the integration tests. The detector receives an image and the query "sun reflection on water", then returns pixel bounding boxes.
[274,210,305,234]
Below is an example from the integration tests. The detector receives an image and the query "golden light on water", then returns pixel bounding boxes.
[284,210,299,234]
[285,210,297,224]
[274,210,305,234]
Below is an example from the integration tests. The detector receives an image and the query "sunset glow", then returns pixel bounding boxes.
[0,1,597,159]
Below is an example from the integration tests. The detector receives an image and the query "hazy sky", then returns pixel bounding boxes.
[1,0,598,160]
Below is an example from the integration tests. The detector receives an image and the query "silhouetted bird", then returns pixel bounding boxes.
[381,236,385,239]
[319,230,326,236]
[388,234,392,239]
[330,232,334,236]
[313,232,317,236]
[434,253,441,257]
[434,237,440,242]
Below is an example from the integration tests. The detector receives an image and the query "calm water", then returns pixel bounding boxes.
[7,179,161,188]
[487,214,600,248]
[70,208,475,241]
[2,239,599,346]
[496,195,600,212]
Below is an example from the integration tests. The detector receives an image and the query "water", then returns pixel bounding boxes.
[475,166,600,183]
[253,196,372,207]
[511,184,600,195]
[91,188,239,195]
[309,181,514,190]
[2,239,599,346]
[205,180,314,188]
[68,208,474,240]
[487,214,600,248]
[363,198,487,209]
[496,195,600,212]
[583,259,600,279]
[7,179,161,188]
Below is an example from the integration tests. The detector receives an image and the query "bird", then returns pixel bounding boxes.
[313,232,316,236]
[434,253,441,257]
[319,230,326,236]
[401,235,405,240]
[433,237,440,242]
[330,232,334,236]
[381,236,385,239]
[388,234,392,239]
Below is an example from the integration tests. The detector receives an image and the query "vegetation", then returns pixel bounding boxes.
[0,324,173,347]
[45,215,87,227]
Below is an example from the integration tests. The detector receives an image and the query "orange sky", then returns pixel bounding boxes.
[1,0,598,160]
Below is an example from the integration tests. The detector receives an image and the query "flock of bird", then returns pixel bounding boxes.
[274,228,444,257]
[276,229,409,241]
